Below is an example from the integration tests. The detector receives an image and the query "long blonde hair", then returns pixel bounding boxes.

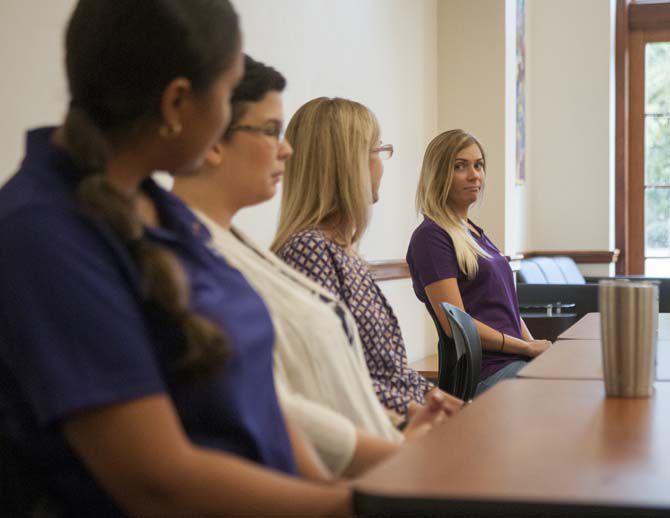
[416,129,490,279]
[271,97,380,252]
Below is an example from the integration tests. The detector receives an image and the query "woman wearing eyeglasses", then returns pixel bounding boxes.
[173,58,462,479]
[271,97,447,422]
[407,130,552,395]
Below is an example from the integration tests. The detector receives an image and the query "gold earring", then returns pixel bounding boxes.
[159,122,182,139]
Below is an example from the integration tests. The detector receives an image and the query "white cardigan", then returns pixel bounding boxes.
[197,213,402,474]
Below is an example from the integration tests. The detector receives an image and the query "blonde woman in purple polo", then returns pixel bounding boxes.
[407,130,552,395]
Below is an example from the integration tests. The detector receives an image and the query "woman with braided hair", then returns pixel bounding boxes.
[0,1,350,516]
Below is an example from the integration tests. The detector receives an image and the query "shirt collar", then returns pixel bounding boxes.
[24,126,211,248]
[23,127,82,187]
[144,181,212,246]
[466,218,485,237]
[422,214,485,237]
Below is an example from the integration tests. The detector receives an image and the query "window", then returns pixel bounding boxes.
[616,0,670,274]
[644,42,670,274]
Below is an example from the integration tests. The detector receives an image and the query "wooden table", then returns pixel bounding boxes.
[409,354,438,382]
[518,339,670,381]
[558,312,670,340]
[411,314,670,382]
[354,379,670,517]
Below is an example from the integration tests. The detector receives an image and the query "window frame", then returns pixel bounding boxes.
[617,0,670,274]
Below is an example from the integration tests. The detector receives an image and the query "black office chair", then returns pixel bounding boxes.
[426,302,481,400]
[517,256,670,340]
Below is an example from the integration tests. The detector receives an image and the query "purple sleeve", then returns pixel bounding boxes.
[408,223,460,288]
[276,233,343,299]
[0,208,166,426]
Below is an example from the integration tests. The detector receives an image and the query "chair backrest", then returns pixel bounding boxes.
[518,257,586,285]
[517,260,547,284]
[528,258,567,283]
[426,305,459,396]
[440,303,482,400]
[553,256,586,284]
[426,303,481,400]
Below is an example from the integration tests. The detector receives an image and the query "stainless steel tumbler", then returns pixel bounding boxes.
[599,280,658,397]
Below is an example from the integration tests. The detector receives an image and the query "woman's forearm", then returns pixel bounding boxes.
[64,395,352,518]
[474,318,551,358]
[157,444,352,518]
[520,318,534,341]
[474,318,530,356]
[424,279,530,357]
[341,431,400,479]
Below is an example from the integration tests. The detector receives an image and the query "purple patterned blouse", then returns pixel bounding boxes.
[277,229,434,416]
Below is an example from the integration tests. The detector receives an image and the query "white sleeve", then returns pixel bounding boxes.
[275,381,357,477]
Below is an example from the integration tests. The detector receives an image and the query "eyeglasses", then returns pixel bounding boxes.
[228,123,286,142]
[371,143,394,160]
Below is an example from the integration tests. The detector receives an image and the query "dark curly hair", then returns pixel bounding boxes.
[225,55,287,137]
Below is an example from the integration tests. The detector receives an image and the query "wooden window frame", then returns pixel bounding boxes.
[616,0,670,274]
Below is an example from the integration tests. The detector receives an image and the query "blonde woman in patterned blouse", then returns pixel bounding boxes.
[272,97,447,419]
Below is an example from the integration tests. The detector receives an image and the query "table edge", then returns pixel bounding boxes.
[353,490,670,518]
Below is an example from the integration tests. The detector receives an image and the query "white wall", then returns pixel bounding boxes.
[0,0,440,361]
[435,0,614,277]
[526,0,614,257]
[437,0,509,249]
[0,0,76,183]
[235,0,438,255]
[436,0,530,256]
[238,0,439,361]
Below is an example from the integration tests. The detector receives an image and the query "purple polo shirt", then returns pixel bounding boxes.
[406,217,528,380]
[0,128,296,516]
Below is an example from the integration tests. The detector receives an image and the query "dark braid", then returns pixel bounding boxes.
[62,0,240,381]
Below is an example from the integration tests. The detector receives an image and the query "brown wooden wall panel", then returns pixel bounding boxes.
[367,260,410,281]
[616,0,630,274]
[367,251,616,283]
[629,29,646,274]
[630,1,670,31]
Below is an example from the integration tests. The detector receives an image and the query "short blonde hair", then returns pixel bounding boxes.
[271,97,380,252]
[415,129,490,278]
